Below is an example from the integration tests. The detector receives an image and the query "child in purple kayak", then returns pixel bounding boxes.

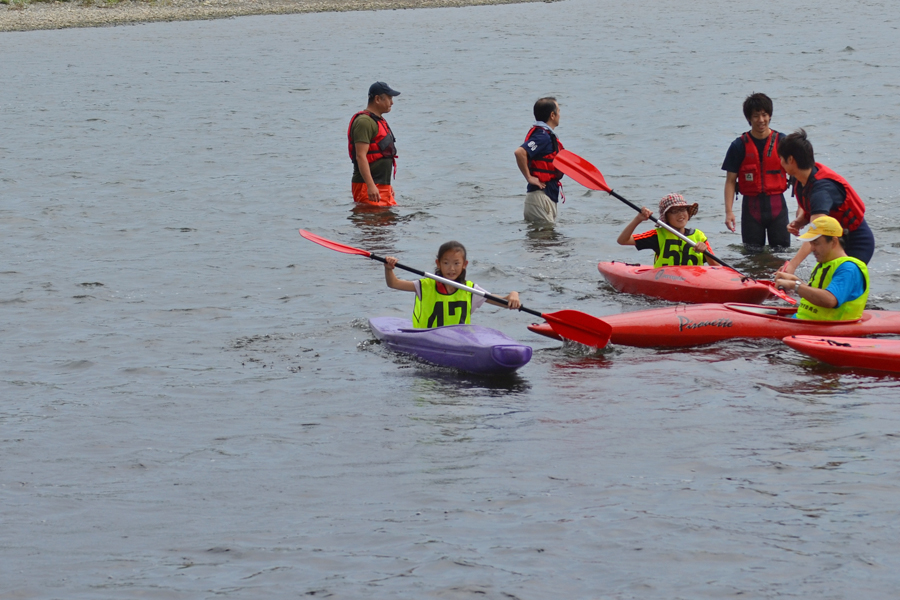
[384,241,521,329]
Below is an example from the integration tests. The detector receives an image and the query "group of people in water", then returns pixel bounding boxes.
[349,84,872,330]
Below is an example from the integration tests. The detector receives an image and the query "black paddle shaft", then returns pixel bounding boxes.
[609,189,752,281]
[368,252,545,319]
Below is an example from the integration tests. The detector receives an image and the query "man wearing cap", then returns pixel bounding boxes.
[721,93,791,250]
[348,82,400,207]
[777,128,874,274]
[774,216,869,321]
[514,97,565,225]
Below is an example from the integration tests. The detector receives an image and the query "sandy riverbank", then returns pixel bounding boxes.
[1,0,544,32]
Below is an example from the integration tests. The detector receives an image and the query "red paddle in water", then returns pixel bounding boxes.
[300,229,612,348]
[553,149,797,305]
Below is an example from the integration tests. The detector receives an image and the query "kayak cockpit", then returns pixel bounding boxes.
[723,303,864,324]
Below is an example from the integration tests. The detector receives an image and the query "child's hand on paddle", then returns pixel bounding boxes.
[506,292,521,310]
[384,256,398,270]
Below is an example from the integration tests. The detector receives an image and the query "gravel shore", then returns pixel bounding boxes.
[1,0,544,32]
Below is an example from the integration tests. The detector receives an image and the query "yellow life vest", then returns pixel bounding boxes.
[796,256,869,321]
[654,227,709,268]
[412,278,474,329]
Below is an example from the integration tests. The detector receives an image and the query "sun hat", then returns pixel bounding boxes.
[369,81,401,97]
[658,193,699,219]
[798,216,845,241]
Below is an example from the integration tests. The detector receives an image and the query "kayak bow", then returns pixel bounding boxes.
[783,335,900,374]
[598,261,776,304]
[370,317,532,374]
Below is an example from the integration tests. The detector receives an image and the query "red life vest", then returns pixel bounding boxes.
[524,126,564,183]
[797,163,866,232]
[737,131,788,196]
[347,110,397,166]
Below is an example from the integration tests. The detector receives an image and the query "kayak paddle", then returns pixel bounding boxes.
[299,229,612,348]
[552,149,797,305]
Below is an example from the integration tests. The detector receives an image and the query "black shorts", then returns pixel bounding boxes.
[741,194,791,249]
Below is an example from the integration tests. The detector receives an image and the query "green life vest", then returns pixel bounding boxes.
[654,227,709,268]
[796,256,869,321]
[412,278,474,329]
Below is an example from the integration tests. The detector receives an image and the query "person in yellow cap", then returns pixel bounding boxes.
[774,216,869,320]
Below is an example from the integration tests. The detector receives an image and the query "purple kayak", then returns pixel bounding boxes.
[369,317,532,374]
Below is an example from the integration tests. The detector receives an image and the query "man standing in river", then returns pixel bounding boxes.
[777,128,875,273]
[348,82,400,207]
[722,93,790,250]
[514,97,565,225]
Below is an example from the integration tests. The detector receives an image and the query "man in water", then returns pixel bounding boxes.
[348,81,400,207]
[777,128,875,273]
[774,216,869,321]
[514,97,565,225]
[721,93,790,250]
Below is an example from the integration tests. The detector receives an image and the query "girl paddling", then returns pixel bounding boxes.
[384,241,521,329]
[617,193,720,267]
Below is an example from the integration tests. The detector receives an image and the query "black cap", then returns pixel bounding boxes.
[369,81,401,97]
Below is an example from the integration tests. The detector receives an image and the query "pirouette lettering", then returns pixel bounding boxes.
[677,316,734,332]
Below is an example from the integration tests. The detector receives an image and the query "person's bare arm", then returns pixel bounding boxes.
[355,142,380,203]
[724,171,738,232]
[384,257,416,292]
[514,147,545,189]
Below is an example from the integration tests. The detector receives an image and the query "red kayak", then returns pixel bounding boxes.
[783,335,900,373]
[598,261,776,304]
[528,303,900,348]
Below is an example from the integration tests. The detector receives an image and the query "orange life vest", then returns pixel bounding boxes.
[347,110,397,166]
[524,126,564,183]
[737,131,788,196]
[796,164,866,232]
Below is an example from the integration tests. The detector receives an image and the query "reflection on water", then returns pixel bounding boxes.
[740,251,793,273]
[407,369,532,396]
[362,336,533,394]
[524,222,567,249]
[792,354,900,383]
[347,204,400,254]
[548,353,615,372]
[726,243,794,276]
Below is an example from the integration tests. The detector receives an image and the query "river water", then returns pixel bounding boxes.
[3,0,900,597]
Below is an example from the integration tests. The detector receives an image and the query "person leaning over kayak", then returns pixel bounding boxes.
[383,241,521,329]
[774,216,869,320]
[778,128,875,273]
[514,97,565,226]
[348,81,400,207]
[721,93,791,250]
[617,194,721,267]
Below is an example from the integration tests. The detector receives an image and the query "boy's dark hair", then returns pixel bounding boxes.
[435,241,467,282]
[533,97,558,123]
[777,128,816,170]
[819,234,848,249]
[742,93,774,124]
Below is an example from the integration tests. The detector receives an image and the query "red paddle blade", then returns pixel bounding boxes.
[542,309,612,348]
[763,281,798,305]
[299,229,371,257]
[553,150,612,193]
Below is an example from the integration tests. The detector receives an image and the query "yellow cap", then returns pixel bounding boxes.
[798,216,844,240]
